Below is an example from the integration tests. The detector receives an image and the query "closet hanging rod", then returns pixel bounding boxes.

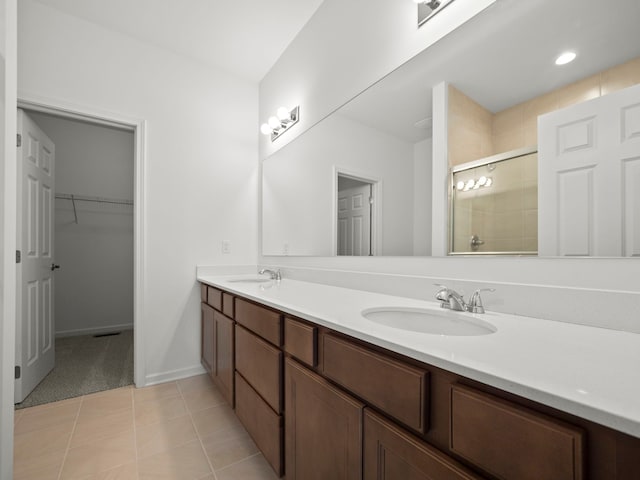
[55,193,133,206]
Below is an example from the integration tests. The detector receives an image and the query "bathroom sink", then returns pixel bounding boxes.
[361,307,496,336]
[227,277,272,284]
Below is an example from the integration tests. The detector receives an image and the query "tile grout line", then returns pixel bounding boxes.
[177,379,220,480]
[215,451,263,474]
[56,394,85,480]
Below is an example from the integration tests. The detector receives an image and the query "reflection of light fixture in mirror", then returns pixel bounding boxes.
[455,176,493,192]
[555,51,577,65]
[415,0,455,27]
[260,106,300,142]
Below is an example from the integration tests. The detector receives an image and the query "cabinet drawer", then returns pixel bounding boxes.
[222,293,234,318]
[235,298,282,346]
[364,409,482,480]
[321,333,429,433]
[284,317,317,367]
[235,373,283,477]
[200,283,207,302]
[206,286,222,311]
[450,385,584,480]
[235,325,283,413]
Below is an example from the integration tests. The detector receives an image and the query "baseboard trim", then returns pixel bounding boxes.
[143,365,206,387]
[55,324,133,338]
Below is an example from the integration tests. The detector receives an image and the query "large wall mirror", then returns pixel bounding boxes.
[262,0,640,257]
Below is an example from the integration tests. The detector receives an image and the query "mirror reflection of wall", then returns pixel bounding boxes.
[447,56,640,254]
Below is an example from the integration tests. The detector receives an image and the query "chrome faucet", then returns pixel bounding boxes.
[259,268,281,281]
[434,284,494,313]
[434,284,467,311]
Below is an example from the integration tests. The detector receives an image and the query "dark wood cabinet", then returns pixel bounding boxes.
[320,332,429,433]
[201,302,214,375]
[199,282,640,480]
[285,358,364,480]
[212,311,234,406]
[364,409,482,480]
[235,372,283,476]
[201,287,234,406]
[450,384,584,480]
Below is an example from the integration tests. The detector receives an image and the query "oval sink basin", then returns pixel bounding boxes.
[227,277,271,284]
[361,307,496,336]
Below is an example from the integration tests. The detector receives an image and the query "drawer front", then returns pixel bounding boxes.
[321,333,428,433]
[450,385,584,480]
[364,409,482,480]
[235,325,283,413]
[284,317,317,367]
[235,373,283,477]
[200,283,207,302]
[206,286,222,311]
[222,293,235,318]
[235,298,282,346]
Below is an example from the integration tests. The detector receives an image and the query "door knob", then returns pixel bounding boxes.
[51,264,60,271]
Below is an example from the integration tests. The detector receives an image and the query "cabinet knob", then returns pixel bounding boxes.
[51,264,60,271]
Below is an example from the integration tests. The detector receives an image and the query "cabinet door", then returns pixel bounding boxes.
[201,303,214,376]
[364,409,482,480]
[285,358,363,480]
[212,311,234,406]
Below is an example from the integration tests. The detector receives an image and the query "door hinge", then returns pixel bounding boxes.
[15,366,21,379]
[16,250,21,263]
[17,133,21,147]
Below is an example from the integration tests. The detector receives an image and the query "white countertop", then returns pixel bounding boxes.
[197,273,640,438]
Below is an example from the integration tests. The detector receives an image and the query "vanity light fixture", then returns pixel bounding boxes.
[260,106,300,142]
[555,51,577,66]
[414,0,456,27]
[456,176,492,192]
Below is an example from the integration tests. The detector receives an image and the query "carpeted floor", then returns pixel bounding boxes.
[15,329,134,409]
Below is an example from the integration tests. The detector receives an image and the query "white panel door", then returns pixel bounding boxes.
[538,83,640,256]
[15,109,56,403]
[337,184,371,256]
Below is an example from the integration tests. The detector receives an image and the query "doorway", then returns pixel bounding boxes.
[15,104,140,407]
[336,173,378,256]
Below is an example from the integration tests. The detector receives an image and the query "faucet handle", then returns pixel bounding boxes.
[433,283,450,301]
[467,288,495,314]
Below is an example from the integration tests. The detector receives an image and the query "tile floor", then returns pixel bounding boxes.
[13,374,279,480]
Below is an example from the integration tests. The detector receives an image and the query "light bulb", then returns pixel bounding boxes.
[456,181,465,190]
[477,176,487,186]
[465,179,475,190]
[485,178,493,187]
[555,51,576,66]
[260,123,272,135]
[277,107,291,121]
[268,116,280,130]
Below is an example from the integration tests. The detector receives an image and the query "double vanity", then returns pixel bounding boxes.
[197,272,640,480]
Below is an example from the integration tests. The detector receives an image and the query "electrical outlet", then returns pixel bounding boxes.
[222,240,231,254]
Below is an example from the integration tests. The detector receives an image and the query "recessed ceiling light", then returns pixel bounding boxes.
[555,51,577,66]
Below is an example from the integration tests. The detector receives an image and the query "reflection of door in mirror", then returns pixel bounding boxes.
[451,149,538,255]
[337,175,374,256]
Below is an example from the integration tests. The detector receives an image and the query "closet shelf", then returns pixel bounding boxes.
[55,193,133,224]
[55,193,133,206]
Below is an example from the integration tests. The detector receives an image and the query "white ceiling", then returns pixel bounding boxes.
[33,0,325,82]
[338,0,640,143]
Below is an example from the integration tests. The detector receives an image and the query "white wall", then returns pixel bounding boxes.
[413,138,432,256]
[18,0,258,383]
[258,0,640,332]
[28,112,134,337]
[263,113,415,256]
[0,0,16,476]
